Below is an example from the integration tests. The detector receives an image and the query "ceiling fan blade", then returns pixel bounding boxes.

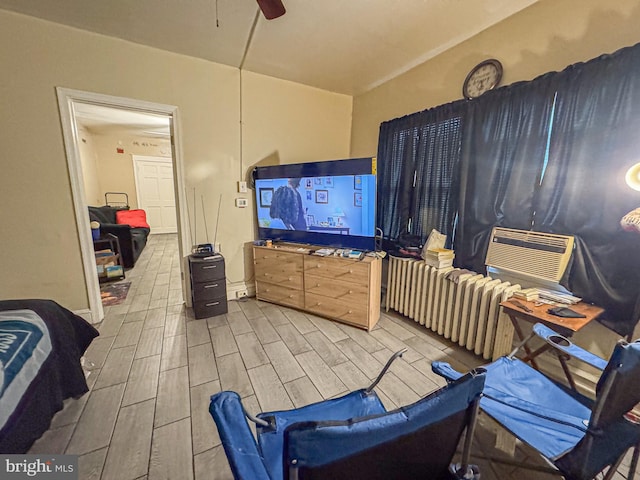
[256,0,286,20]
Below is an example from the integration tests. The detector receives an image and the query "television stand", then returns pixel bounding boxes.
[253,244,381,331]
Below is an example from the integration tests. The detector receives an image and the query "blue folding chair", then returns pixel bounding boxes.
[210,350,486,479]
[433,323,640,480]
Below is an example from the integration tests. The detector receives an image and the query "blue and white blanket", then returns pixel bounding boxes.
[0,300,98,453]
[0,310,52,432]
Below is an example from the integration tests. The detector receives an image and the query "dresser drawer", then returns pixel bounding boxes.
[193,296,228,319]
[256,281,304,309]
[253,249,303,280]
[305,292,369,328]
[190,256,226,282]
[304,273,368,306]
[303,256,369,284]
[191,278,226,301]
[254,248,302,267]
[256,270,303,290]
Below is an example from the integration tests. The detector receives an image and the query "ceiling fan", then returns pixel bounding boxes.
[256,0,286,19]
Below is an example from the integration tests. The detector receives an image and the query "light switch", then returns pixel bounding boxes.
[238,181,248,193]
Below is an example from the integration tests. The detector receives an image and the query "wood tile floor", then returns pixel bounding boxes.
[29,234,638,479]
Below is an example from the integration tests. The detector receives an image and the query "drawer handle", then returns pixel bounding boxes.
[204,284,219,288]
[316,302,321,306]
[348,310,353,314]
[316,283,321,287]
[289,294,294,298]
[205,301,220,307]
[203,265,217,270]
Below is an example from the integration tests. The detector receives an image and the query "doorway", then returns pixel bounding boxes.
[57,88,191,324]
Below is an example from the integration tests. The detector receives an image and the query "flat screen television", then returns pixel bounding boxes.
[253,157,377,250]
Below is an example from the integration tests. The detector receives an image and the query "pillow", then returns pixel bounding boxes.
[116,209,150,229]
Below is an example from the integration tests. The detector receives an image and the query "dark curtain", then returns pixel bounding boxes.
[454,76,557,273]
[535,46,640,336]
[377,43,640,334]
[377,101,465,246]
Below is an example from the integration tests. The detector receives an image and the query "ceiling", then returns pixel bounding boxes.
[1,0,539,97]
[73,103,171,135]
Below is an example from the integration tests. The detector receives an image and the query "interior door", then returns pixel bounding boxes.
[133,155,177,234]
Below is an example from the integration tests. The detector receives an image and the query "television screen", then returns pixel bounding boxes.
[254,157,377,250]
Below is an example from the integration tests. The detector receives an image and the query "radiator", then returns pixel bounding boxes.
[386,256,521,360]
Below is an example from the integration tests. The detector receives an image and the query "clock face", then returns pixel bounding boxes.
[463,59,503,99]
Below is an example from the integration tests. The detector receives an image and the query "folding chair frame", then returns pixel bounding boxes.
[211,349,485,480]
[433,323,640,480]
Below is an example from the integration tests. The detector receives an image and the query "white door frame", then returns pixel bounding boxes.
[132,155,178,234]
[56,87,191,323]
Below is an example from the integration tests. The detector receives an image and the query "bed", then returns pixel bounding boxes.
[0,299,99,453]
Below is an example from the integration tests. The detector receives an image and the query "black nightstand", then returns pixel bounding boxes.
[189,254,228,319]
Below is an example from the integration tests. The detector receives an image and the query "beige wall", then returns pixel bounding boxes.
[0,9,352,312]
[349,0,640,358]
[350,0,640,157]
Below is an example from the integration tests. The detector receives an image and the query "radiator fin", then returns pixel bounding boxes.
[386,256,518,360]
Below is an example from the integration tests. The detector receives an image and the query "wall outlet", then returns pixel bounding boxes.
[214,242,221,253]
[236,289,248,299]
[238,181,248,193]
[236,198,248,208]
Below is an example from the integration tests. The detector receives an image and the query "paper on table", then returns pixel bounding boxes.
[422,229,447,260]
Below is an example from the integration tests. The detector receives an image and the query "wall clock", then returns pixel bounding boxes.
[463,59,503,99]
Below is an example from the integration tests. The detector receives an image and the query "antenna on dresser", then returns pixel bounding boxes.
[201,195,210,244]
[192,188,197,246]
[213,193,222,253]
[185,187,195,247]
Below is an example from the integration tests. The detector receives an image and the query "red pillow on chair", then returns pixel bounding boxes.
[116,209,150,229]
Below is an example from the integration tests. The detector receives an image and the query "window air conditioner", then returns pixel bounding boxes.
[485,227,574,283]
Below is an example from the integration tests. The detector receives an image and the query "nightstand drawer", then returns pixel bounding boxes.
[190,256,226,282]
[193,296,228,319]
[191,279,226,301]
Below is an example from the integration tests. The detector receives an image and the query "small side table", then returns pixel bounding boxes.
[500,299,603,388]
[93,233,125,282]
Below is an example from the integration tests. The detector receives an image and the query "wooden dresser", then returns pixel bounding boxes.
[253,245,381,330]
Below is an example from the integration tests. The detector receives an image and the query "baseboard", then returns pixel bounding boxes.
[227,282,256,300]
[74,308,98,325]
